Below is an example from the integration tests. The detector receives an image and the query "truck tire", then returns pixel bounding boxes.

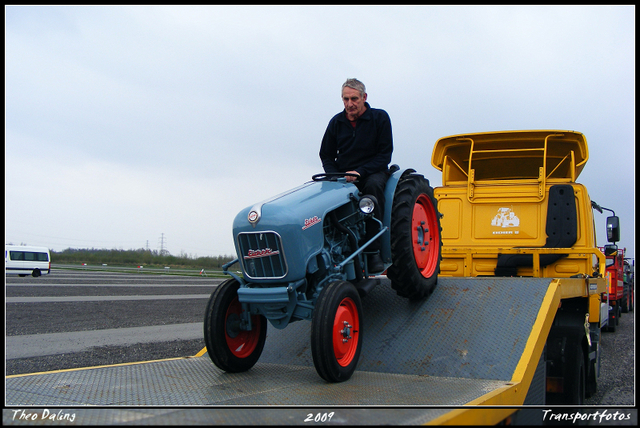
[204,278,267,373]
[621,284,629,313]
[568,346,586,405]
[311,280,363,382]
[387,172,442,300]
[586,341,599,398]
[550,345,586,405]
[547,342,586,405]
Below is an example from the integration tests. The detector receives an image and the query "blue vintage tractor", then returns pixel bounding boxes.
[203,167,442,382]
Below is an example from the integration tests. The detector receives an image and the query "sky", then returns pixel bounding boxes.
[5,5,635,261]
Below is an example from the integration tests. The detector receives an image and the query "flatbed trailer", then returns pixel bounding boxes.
[6,275,602,425]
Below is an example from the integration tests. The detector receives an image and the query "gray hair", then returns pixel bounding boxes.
[342,78,366,97]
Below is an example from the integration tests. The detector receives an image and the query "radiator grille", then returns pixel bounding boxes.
[237,232,287,279]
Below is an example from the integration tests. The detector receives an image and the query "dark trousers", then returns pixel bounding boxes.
[355,170,388,252]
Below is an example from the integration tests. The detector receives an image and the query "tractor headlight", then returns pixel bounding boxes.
[359,196,378,215]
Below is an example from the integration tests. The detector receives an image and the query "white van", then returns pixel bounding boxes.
[5,245,51,277]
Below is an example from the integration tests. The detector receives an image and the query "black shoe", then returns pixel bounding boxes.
[368,254,385,273]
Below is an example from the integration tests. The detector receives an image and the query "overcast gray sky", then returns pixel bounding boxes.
[5,5,635,260]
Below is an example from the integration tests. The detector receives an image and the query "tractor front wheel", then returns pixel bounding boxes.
[204,278,267,373]
[311,280,363,382]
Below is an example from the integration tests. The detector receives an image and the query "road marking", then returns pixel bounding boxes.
[6,295,211,303]
[6,283,219,287]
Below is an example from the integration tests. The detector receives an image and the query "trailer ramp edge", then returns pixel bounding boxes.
[429,279,561,425]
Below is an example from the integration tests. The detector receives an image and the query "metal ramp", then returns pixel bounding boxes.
[5,277,555,424]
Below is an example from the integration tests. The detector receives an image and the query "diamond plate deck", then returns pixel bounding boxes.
[259,276,551,381]
[5,277,553,424]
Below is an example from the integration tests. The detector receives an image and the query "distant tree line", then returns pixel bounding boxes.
[51,248,235,269]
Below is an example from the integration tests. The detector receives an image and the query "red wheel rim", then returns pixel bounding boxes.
[332,297,360,367]
[412,194,440,278]
[225,297,261,358]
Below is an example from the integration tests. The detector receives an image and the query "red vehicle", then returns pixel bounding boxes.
[600,245,626,332]
[622,259,634,313]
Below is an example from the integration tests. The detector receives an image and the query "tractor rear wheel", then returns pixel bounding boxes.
[311,280,363,382]
[204,278,267,373]
[387,172,442,300]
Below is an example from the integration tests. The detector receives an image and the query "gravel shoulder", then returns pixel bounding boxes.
[585,307,635,406]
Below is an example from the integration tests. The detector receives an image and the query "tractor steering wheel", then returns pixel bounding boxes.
[311,172,360,182]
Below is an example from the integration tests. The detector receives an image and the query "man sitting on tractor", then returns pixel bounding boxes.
[319,78,393,273]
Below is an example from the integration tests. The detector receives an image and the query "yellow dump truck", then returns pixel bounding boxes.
[431,130,610,408]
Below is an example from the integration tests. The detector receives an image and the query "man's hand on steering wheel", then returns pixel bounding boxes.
[345,170,360,183]
[311,172,361,182]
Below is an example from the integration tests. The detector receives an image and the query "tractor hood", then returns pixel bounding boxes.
[232,180,360,282]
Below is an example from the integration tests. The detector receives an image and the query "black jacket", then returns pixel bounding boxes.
[319,102,393,178]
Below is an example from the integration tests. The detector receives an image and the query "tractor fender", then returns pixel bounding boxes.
[379,166,416,263]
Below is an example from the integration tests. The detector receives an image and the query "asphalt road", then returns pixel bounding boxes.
[6,268,221,375]
[5,268,635,412]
